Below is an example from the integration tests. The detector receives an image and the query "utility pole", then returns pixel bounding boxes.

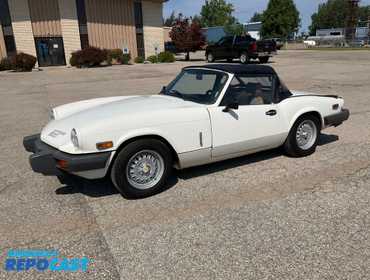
[368,16,370,45]
[345,0,360,44]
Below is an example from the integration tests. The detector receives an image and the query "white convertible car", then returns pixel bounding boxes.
[24,65,349,198]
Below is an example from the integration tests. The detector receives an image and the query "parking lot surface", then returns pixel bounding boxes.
[1,50,370,279]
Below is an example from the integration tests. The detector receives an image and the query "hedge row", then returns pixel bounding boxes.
[70,47,176,68]
[0,53,37,72]
[70,47,132,68]
[0,48,176,72]
[136,51,176,64]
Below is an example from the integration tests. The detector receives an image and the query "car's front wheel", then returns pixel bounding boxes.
[284,115,320,157]
[111,139,173,198]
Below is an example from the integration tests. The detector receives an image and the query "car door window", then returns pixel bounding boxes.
[234,36,247,45]
[221,75,274,106]
[219,37,233,46]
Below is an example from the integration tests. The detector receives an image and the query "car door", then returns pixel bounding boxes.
[208,74,287,159]
[215,36,234,59]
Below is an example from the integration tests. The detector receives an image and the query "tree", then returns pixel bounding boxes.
[250,12,263,23]
[261,0,300,39]
[359,6,370,24]
[191,14,203,27]
[200,0,236,27]
[164,11,176,27]
[309,0,370,35]
[170,18,206,61]
[224,23,245,36]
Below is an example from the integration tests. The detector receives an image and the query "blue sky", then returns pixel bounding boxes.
[164,0,370,32]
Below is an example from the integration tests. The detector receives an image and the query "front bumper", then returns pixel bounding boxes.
[23,134,111,176]
[324,109,350,127]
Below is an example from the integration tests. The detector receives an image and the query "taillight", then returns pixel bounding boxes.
[249,42,257,52]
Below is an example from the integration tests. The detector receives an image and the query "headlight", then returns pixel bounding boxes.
[71,129,79,148]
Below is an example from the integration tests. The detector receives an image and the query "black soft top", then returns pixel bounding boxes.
[184,64,276,75]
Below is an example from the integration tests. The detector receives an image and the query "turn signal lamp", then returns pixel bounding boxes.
[96,141,113,150]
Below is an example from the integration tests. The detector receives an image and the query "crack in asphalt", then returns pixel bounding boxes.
[81,194,122,279]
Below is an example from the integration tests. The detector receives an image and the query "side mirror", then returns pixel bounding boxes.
[223,101,239,112]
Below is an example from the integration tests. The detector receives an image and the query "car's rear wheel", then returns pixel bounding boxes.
[259,56,269,64]
[207,52,215,63]
[111,139,173,198]
[284,115,320,157]
[240,52,250,64]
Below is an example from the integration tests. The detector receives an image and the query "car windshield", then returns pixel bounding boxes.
[162,69,229,105]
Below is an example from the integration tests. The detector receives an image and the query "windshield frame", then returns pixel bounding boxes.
[162,68,233,105]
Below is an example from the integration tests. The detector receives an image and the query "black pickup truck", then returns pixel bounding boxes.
[205,35,277,64]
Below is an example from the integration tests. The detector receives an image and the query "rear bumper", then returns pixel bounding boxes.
[257,51,277,57]
[324,109,350,127]
[23,134,111,176]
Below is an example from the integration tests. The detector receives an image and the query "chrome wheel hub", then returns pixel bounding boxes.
[240,54,248,63]
[296,120,317,150]
[126,150,164,190]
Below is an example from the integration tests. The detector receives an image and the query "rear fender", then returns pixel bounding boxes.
[289,108,323,131]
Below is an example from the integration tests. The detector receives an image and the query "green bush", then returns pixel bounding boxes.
[11,53,37,72]
[158,51,176,63]
[107,49,123,64]
[69,54,77,67]
[70,47,107,68]
[134,56,145,63]
[0,57,12,71]
[119,53,131,65]
[147,55,159,64]
[109,49,123,60]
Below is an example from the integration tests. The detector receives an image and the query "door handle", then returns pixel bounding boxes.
[266,110,277,116]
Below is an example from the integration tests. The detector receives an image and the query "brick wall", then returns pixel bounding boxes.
[142,0,164,57]
[8,0,37,58]
[0,27,7,59]
[58,0,81,65]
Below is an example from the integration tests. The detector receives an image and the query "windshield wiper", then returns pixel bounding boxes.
[168,89,186,100]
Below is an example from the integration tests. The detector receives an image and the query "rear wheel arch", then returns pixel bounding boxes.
[284,112,322,157]
[290,111,323,131]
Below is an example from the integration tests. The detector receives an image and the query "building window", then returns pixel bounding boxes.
[0,0,16,56]
[134,1,145,58]
[76,0,89,49]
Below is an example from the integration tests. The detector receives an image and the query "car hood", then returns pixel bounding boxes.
[41,95,206,153]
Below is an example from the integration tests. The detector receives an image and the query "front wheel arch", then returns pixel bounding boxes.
[107,135,179,177]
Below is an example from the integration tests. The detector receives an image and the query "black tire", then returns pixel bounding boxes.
[284,115,321,157]
[207,52,215,63]
[240,52,249,64]
[259,56,269,64]
[111,139,173,199]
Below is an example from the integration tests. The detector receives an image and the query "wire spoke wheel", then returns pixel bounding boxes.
[126,150,165,190]
[296,120,317,150]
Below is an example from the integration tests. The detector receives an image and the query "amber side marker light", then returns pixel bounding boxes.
[97,141,113,150]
